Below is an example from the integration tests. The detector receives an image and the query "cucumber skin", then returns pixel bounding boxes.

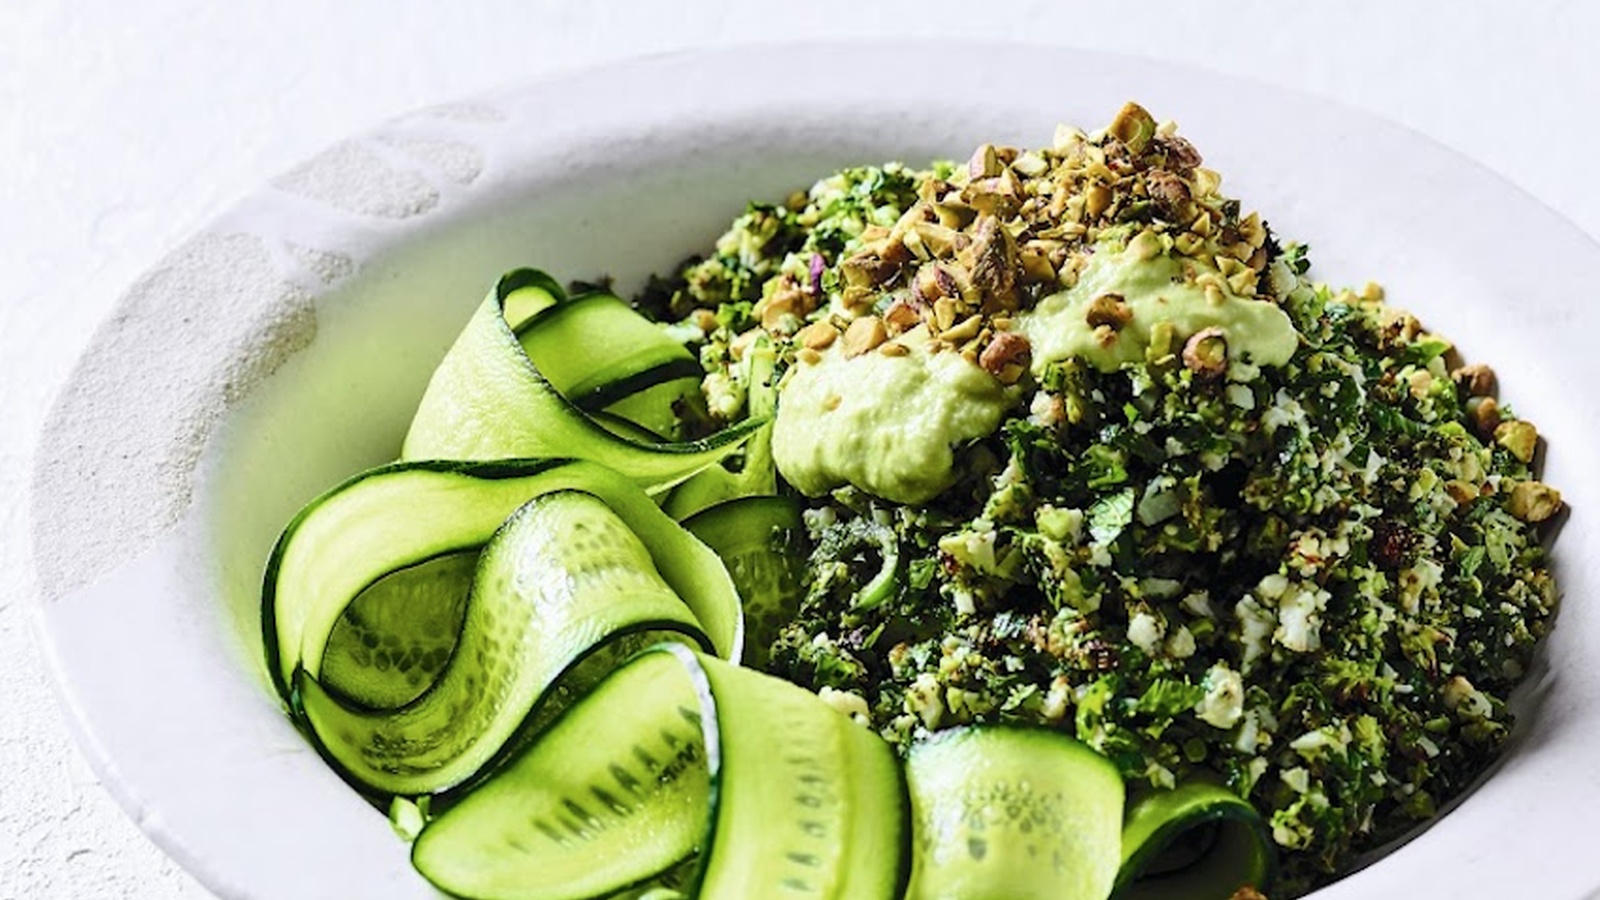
[295,619,709,805]
[513,290,700,409]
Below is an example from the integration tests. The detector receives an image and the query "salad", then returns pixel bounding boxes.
[263,103,1561,899]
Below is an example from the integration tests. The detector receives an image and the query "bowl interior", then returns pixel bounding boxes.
[34,45,1600,900]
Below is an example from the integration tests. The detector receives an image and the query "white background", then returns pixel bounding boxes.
[3,2,1597,897]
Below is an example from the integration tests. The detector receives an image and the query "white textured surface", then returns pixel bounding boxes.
[3,2,1599,898]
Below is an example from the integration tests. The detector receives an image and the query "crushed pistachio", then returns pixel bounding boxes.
[1494,419,1539,463]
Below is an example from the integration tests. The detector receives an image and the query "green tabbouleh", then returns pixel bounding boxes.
[633,104,1561,896]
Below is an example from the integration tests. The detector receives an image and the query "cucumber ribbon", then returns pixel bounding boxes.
[411,644,909,900]
[402,269,765,493]
[1115,781,1277,899]
[265,267,770,798]
[903,725,1124,900]
[264,459,744,798]
[681,495,805,671]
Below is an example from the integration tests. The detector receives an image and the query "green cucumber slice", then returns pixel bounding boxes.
[498,268,566,330]
[512,291,704,436]
[262,458,742,707]
[682,496,804,670]
[319,551,474,709]
[297,490,717,797]
[688,647,908,899]
[404,270,754,490]
[593,371,705,440]
[411,650,708,900]
[412,644,910,900]
[1115,782,1276,900]
[905,726,1124,900]
[658,464,741,522]
[588,409,670,443]
[572,359,703,413]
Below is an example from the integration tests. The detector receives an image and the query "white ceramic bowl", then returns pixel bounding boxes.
[32,43,1600,899]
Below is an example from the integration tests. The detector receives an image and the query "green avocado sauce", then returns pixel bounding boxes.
[1019,229,1299,373]
[772,232,1300,505]
[771,328,1014,504]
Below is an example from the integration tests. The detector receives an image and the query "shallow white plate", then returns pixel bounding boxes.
[31,43,1600,899]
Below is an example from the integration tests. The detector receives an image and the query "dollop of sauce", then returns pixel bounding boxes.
[774,231,1300,503]
[1018,230,1299,373]
[772,329,1014,504]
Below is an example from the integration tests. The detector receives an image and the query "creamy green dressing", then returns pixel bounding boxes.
[772,329,1014,504]
[1019,231,1299,373]
[774,233,1301,503]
